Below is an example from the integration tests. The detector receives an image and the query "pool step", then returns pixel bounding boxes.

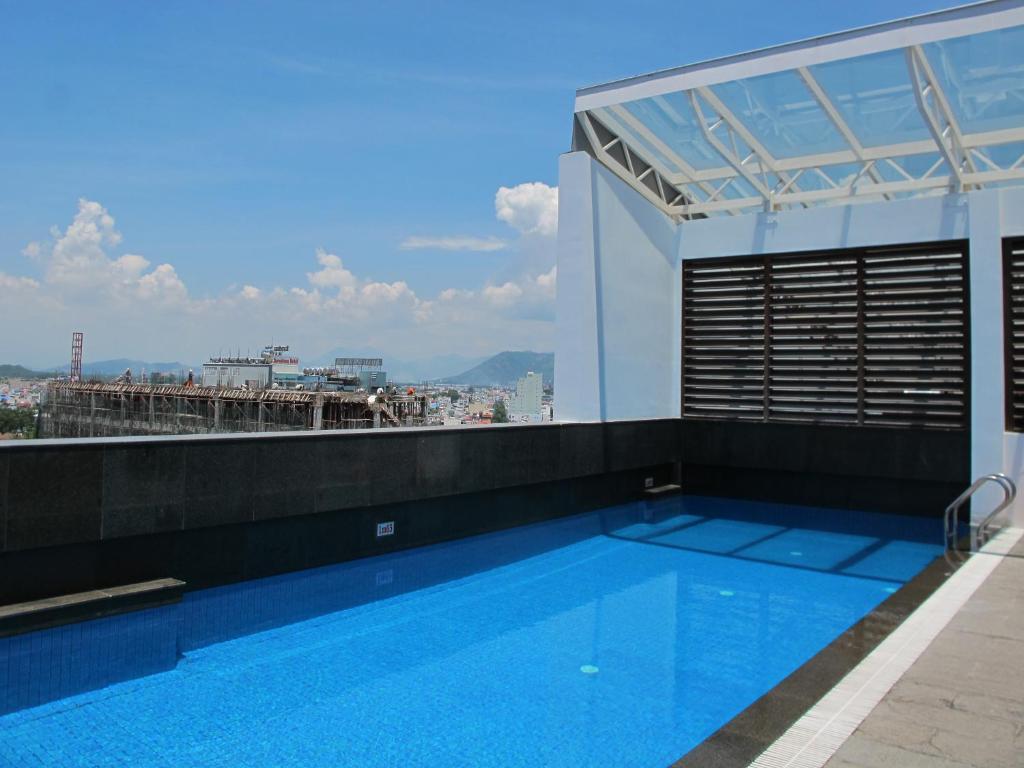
[0,578,186,638]
[644,484,681,497]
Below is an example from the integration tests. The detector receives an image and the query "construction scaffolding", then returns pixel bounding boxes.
[39,382,427,438]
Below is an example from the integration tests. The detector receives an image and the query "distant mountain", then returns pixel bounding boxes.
[50,359,195,376]
[438,351,554,387]
[309,347,488,383]
[0,364,52,379]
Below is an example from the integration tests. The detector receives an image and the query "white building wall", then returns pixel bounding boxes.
[555,152,602,422]
[555,152,679,421]
[967,191,1007,520]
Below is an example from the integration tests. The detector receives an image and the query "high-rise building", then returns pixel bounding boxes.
[509,371,542,417]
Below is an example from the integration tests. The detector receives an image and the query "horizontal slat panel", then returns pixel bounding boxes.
[684,243,968,429]
[1005,241,1024,431]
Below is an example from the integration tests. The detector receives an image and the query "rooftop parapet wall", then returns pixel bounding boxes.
[0,419,681,555]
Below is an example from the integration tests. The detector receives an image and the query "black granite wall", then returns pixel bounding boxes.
[681,419,969,516]
[0,420,680,603]
[0,417,967,605]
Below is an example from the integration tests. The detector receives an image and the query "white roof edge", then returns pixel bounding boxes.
[575,0,1024,112]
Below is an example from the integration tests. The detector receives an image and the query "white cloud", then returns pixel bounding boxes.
[536,266,556,297]
[45,198,124,288]
[495,182,558,237]
[439,287,473,302]
[3,196,559,367]
[399,235,507,252]
[21,198,188,306]
[307,248,357,292]
[483,281,524,306]
[360,280,415,304]
[113,253,150,278]
[0,272,40,291]
[136,264,187,304]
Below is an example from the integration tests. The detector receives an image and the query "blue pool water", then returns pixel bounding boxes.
[0,496,942,767]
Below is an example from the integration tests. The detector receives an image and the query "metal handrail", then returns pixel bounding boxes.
[972,474,1017,550]
[943,473,1017,553]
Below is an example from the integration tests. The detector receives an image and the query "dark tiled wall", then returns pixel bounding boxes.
[0,468,672,605]
[681,419,969,516]
[0,421,680,603]
[0,420,680,554]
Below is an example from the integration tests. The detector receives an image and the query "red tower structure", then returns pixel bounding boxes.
[70,331,83,382]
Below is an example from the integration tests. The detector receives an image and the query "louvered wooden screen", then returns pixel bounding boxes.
[682,243,969,430]
[1005,239,1024,431]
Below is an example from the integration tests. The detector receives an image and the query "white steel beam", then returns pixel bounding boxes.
[910,45,976,173]
[796,65,891,198]
[695,86,780,173]
[675,174,953,215]
[676,195,765,215]
[577,112,684,218]
[673,166,1024,217]
[648,124,1024,185]
[965,166,1024,185]
[906,45,968,190]
[599,104,726,205]
[688,90,773,205]
[693,85,812,203]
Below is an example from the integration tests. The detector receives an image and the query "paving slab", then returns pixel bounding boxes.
[824,538,1024,768]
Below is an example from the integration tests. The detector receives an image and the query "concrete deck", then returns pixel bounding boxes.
[825,537,1024,768]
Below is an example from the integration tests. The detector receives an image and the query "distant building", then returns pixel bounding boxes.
[204,344,295,390]
[269,348,302,388]
[360,370,388,392]
[509,372,543,418]
[201,358,272,389]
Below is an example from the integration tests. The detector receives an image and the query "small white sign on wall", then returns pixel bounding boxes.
[376,521,395,538]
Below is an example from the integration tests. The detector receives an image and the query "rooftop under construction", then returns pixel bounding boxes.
[38,382,427,438]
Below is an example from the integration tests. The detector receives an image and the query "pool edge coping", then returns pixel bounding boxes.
[673,527,1024,768]
[746,526,1023,768]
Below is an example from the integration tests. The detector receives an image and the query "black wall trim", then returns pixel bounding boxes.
[681,419,968,515]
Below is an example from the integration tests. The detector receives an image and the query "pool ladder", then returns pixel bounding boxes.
[943,473,1017,555]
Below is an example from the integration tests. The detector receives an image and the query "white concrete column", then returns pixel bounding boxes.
[968,189,1006,520]
[555,152,603,421]
[313,395,323,430]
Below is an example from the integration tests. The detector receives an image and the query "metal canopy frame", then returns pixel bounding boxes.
[573,0,1024,219]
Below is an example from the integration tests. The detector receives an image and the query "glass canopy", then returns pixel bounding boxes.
[573,1,1024,218]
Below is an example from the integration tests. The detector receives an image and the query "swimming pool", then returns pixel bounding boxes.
[0,496,942,767]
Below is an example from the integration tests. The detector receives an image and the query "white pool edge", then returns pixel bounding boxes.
[747,526,1024,768]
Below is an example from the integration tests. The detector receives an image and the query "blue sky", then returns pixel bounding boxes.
[0,0,959,368]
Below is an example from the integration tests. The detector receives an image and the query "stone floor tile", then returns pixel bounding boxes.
[824,540,1024,768]
[832,735,976,768]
